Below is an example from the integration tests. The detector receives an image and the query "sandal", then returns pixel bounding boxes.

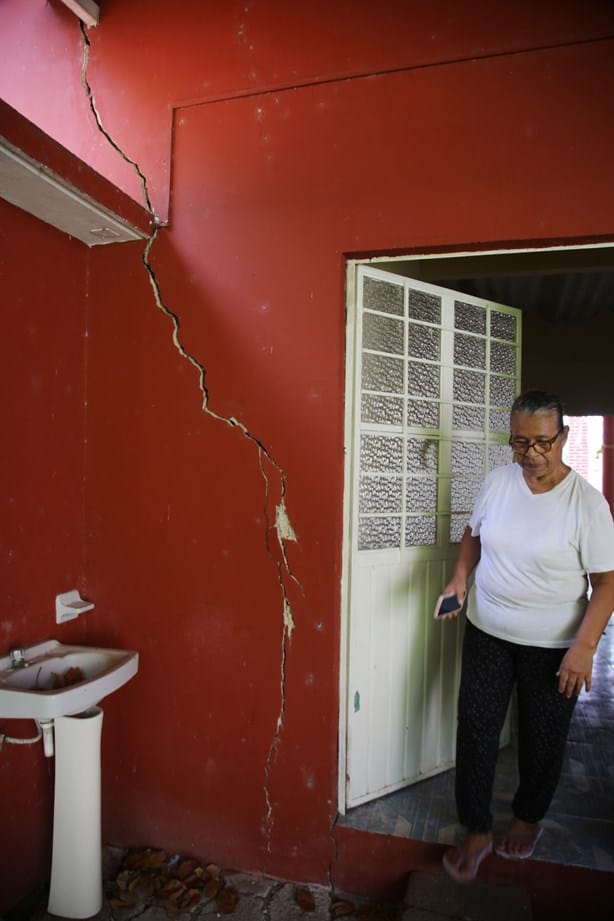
[495,825,543,860]
[442,838,492,883]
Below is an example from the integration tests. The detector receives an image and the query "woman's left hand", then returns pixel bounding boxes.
[558,571,614,697]
[556,641,595,697]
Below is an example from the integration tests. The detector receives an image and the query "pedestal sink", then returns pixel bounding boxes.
[0,639,139,918]
[0,639,138,719]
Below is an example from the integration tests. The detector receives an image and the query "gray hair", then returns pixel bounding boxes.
[510,389,565,430]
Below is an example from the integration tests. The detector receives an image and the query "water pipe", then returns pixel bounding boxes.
[0,720,43,750]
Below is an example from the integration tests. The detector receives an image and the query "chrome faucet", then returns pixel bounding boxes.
[10,648,27,668]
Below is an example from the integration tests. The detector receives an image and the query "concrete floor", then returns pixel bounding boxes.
[21,861,536,921]
[339,620,614,872]
[22,846,397,921]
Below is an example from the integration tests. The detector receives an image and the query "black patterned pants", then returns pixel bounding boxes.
[455,620,578,832]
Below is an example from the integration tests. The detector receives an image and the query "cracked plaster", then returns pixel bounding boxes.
[79,22,301,860]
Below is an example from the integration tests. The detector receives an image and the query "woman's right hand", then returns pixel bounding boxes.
[438,577,467,620]
[438,527,480,619]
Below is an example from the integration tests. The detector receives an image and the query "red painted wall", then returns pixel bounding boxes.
[2,0,614,222]
[2,1,614,909]
[0,197,88,906]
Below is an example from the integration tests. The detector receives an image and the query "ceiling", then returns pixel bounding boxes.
[435,271,614,324]
[376,246,614,324]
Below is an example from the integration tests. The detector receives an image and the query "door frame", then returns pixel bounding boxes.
[337,240,614,816]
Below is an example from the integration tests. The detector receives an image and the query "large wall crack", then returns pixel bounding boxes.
[80,26,301,863]
[80,23,155,217]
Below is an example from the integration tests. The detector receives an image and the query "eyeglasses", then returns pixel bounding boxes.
[509,428,564,455]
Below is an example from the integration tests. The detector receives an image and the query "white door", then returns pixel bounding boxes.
[342,265,521,808]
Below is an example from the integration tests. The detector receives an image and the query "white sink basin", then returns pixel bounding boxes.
[0,639,138,719]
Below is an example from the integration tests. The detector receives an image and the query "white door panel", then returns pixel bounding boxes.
[343,265,521,809]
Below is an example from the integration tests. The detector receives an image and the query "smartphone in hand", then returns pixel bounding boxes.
[434,593,463,618]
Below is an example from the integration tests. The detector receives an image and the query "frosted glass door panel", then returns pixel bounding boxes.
[344,265,521,808]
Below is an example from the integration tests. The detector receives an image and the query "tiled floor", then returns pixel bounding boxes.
[338,620,614,871]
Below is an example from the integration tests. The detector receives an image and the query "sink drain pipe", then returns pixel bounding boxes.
[0,723,43,749]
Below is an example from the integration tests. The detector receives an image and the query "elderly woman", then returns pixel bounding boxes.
[440,389,614,883]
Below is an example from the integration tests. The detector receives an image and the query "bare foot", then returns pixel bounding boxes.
[495,818,543,860]
[442,832,492,882]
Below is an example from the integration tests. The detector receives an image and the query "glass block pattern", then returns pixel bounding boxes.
[454,333,486,369]
[405,477,437,512]
[489,409,509,433]
[359,476,402,514]
[363,312,404,354]
[490,341,516,376]
[407,361,440,397]
[362,353,403,393]
[451,478,482,512]
[354,272,520,552]
[405,516,437,545]
[490,310,516,341]
[453,368,485,403]
[407,399,439,428]
[450,513,469,543]
[358,516,401,550]
[455,301,486,334]
[363,277,404,315]
[408,324,440,361]
[453,404,485,430]
[451,441,485,474]
[407,289,441,323]
[488,443,512,471]
[360,434,403,473]
[489,375,516,407]
[406,437,439,473]
[361,394,404,426]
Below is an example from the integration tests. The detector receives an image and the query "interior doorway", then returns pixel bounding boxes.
[564,415,604,492]
[338,241,614,870]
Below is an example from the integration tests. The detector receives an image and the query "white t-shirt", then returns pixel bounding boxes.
[466,463,614,648]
